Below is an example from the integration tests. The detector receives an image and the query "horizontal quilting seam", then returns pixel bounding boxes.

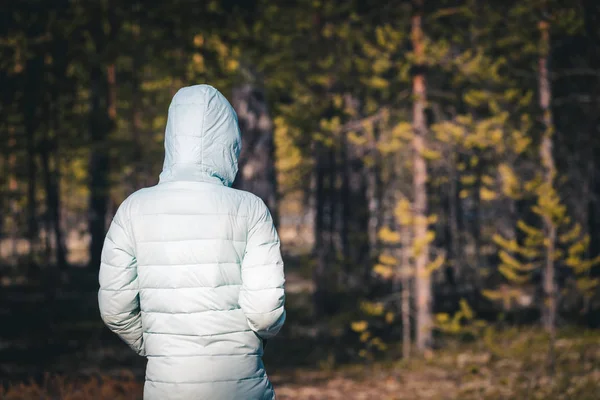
[137,212,248,218]
[242,262,284,269]
[146,374,266,384]
[170,101,206,107]
[138,238,246,244]
[140,262,239,267]
[244,305,285,315]
[147,353,260,358]
[140,283,242,292]
[100,288,138,292]
[253,220,276,229]
[143,329,252,337]
[168,134,204,138]
[255,241,280,247]
[147,187,225,194]
[111,218,127,232]
[103,236,120,249]
[102,310,139,317]
[140,286,241,290]
[141,308,240,315]
[241,287,284,292]
[100,262,136,269]
[140,284,241,290]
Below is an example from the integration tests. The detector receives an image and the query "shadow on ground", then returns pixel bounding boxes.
[0,264,347,387]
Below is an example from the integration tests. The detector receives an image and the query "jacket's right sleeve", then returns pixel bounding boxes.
[239,198,286,339]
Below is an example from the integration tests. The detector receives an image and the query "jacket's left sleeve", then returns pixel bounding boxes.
[98,199,144,355]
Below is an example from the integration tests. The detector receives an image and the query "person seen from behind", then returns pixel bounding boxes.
[98,84,286,400]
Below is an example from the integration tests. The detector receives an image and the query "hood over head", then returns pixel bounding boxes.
[159,84,242,186]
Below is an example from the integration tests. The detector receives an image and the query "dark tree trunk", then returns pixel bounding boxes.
[473,159,483,287]
[88,66,111,268]
[41,138,66,268]
[448,153,460,285]
[47,36,69,268]
[24,55,43,260]
[340,132,350,281]
[130,10,143,191]
[231,84,278,224]
[313,142,328,315]
[582,0,600,261]
[346,145,371,287]
[88,3,118,268]
[8,129,19,264]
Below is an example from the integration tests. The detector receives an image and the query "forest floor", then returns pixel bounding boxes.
[1,330,598,399]
[0,266,599,399]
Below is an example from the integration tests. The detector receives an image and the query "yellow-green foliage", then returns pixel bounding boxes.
[350,300,395,359]
[436,299,487,337]
[488,172,600,306]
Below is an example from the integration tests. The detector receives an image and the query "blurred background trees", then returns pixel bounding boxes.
[1,0,600,382]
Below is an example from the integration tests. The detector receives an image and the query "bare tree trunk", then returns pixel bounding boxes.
[582,0,600,267]
[130,79,143,189]
[88,4,117,268]
[400,215,412,359]
[232,84,278,223]
[130,5,144,190]
[340,132,350,283]
[8,128,19,264]
[24,55,43,262]
[411,0,432,352]
[448,153,460,284]
[538,18,557,372]
[340,132,371,288]
[48,37,69,268]
[473,161,483,288]
[366,161,380,259]
[42,114,67,268]
[366,125,381,267]
[313,142,328,315]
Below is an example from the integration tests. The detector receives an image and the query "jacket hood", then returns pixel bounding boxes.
[158,84,242,186]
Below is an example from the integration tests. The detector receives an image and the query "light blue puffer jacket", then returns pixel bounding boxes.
[98,84,286,400]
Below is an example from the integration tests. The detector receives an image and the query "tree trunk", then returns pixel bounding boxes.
[411,0,432,352]
[48,37,69,268]
[88,5,117,268]
[341,131,371,288]
[8,128,19,264]
[88,66,112,268]
[538,18,557,372]
[232,84,278,223]
[24,55,43,261]
[313,141,329,315]
[366,157,380,260]
[341,131,350,282]
[130,9,143,190]
[582,0,600,264]
[365,127,381,279]
[400,214,412,359]
[473,161,483,288]
[42,114,67,268]
[448,153,460,285]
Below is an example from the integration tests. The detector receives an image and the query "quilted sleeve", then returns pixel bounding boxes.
[98,199,144,355]
[239,198,286,339]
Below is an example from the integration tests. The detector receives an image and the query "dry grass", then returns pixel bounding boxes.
[2,330,598,399]
[0,374,143,400]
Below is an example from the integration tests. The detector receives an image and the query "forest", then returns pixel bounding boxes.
[1,0,600,398]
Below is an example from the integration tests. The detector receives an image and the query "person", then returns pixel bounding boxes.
[98,84,286,400]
